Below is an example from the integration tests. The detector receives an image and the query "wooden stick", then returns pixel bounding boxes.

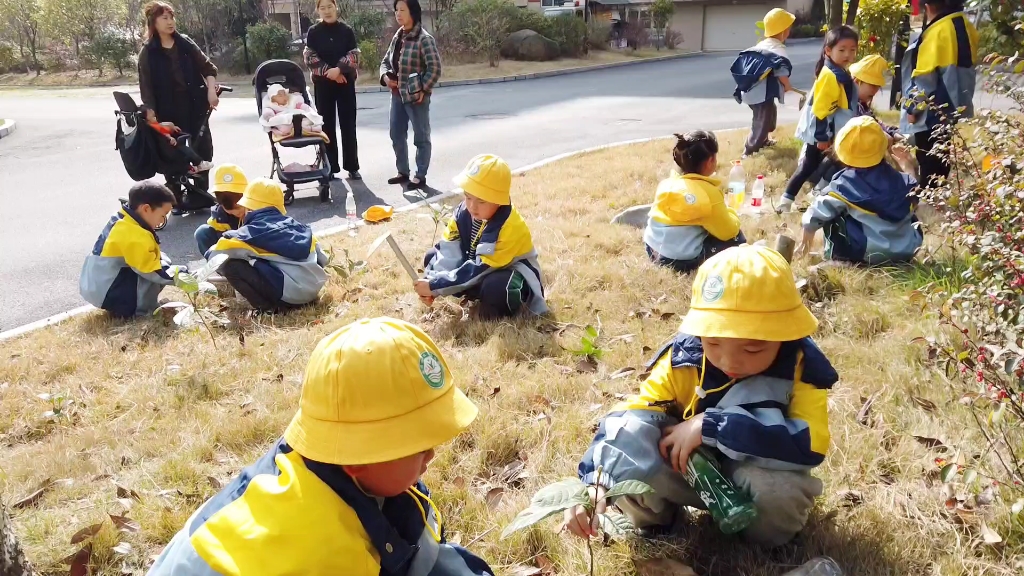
[774,234,796,264]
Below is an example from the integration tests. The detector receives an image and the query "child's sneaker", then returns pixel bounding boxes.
[775,197,794,214]
[196,161,214,172]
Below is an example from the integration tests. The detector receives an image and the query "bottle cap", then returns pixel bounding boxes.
[734,160,742,165]
[756,175,765,179]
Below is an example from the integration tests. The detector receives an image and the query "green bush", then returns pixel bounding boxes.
[447,0,516,66]
[978,22,1024,58]
[0,42,18,74]
[789,24,823,39]
[349,9,388,44]
[358,38,380,73]
[507,5,550,36]
[247,21,292,64]
[853,0,910,58]
[545,14,587,57]
[89,28,136,76]
[587,20,611,51]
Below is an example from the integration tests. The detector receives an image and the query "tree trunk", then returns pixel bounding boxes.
[0,503,35,576]
[845,0,860,26]
[827,0,843,29]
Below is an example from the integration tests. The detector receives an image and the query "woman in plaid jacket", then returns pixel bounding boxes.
[379,0,441,191]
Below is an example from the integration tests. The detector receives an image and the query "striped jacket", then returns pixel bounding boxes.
[379,25,442,103]
[579,333,839,490]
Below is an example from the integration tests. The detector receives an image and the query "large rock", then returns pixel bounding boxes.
[501,29,560,62]
[610,204,652,229]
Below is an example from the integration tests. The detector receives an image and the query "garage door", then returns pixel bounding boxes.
[703,3,770,51]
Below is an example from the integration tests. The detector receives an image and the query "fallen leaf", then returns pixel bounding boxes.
[113,481,141,501]
[575,356,598,373]
[529,395,552,409]
[977,486,996,507]
[913,435,949,451]
[117,498,135,511]
[980,521,1003,545]
[536,554,555,574]
[64,543,92,576]
[112,541,133,555]
[588,403,604,412]
[856,394,877,427]
[91,473,113,482]
[508,566,542,576]
[498,460,529,486]
[911,395,938,412]
[13,477,57,509]
[642,345,653,354]
[633,558,698,576]
[610,367,636,379]
[485,487,505,510]
[207,476,224,490]
[110,514,141,534]
[239,400,253,410]
[836,489,863,508]
[70,523,105,544]
[452,476,466,489]
[488,386,501,398]
[659,312,677,321]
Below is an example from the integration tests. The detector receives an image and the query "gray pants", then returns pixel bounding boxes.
[616,459,823,546]
[390,92,432,179]
[745,102,778,155]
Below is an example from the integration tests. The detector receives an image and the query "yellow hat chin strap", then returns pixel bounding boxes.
[408,485,444,543]
[682,354,737,421]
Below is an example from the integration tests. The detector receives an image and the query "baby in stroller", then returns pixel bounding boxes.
[259,84,324,139]
[141,105,214,174]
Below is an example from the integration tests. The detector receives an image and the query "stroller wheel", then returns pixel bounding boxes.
[319,182,331,203]
[284,186,295,206]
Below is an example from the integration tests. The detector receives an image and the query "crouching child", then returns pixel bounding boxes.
[194,164,248,256]
[798,116,923,265]
[148,317,494,575]
[80,182,184,318]
[207,178,328,312]
[415,154,547,320]
[564,245,838,547]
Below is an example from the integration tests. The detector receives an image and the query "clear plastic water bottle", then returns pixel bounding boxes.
[750,175,766,215]
[727,160,746,212]
[782,557,843,576]
[346,192,358,236]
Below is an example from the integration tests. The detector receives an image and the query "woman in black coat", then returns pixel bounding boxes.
[137,1,220,212]
[303,0,361,180]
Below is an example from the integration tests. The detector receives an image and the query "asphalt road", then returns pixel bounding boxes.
[0,42,822,331]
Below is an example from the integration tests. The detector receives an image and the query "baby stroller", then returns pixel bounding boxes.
[254,59,332,205]
[113,87,232,224]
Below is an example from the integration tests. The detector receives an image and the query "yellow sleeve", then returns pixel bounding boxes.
[657,185,712,223]
[617,353,698,413]
[788,355,831,457]
[480,213,534,269]
[699,187,742,241]
[811,73,840,120]
[442,217,460,242]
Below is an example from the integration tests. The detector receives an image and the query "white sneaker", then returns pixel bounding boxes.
[775,197,794,214]
[196,161,214,172]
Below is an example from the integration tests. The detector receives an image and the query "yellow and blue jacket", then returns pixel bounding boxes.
[426,202,547,315]
[79,205,175,318]
[148,439,495,576]
[206,207,328,306]
[900,10,978,134]
[730,38,792,105]
[796,59,856,145]
[578,333,838,489]
[206,205,241,233]
[803,163,923,265]
[644,174,742,263]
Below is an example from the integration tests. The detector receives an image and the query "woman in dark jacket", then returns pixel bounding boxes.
[137,1,219,212]
[380,0,441,191]
[303,0,361,180]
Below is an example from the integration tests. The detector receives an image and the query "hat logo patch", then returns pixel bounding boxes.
[702,274,725,303]
[223,174,233,183]
[419,351,445,389]
[684,193,697,205]
[467,164,481,176]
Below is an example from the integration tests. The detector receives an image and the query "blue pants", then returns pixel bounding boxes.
[195,224,222,258]
[423,248,532,320]
[390,93,431,179]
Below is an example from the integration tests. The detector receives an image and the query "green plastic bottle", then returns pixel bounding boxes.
[683,447,759,534]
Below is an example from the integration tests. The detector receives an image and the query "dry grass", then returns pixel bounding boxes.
[0,49,686,89]
[1,127,1021,576]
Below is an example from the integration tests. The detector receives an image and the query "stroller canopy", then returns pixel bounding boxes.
[254,59,311,116]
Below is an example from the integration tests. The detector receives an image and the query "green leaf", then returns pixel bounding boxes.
[500,503,580,539]
[528,478,588,508]
[963,468,978,486]
[597,512,635,538]
[584,325,599,341]
[958,350,970,362]
[940,463,958,483]
[604,479,655,501]
[990,402,1006,425]
[174,271,199,295]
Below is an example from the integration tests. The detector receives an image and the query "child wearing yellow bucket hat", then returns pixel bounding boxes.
[415,154,548,319]
[194,164,249,256]
[798,116,922,265]
[730,8,797,156]
[206,178,328,311]
[566,245,838,546]
[148,317,495,576]
[850,54,902,140]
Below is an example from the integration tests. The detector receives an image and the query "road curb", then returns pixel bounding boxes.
[0,127,745,343]
[353,51,699,94]
[0,118,17,139]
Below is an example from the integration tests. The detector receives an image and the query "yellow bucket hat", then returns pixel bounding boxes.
[211,164,248,195]
[835,116,888,169]
[238,178,286,215]
[283,317,479,466]
[762,8,796,38]
[850,54,888,87]
[453,154,512,206]
[679,245,818,342]
[362,204,395,223]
